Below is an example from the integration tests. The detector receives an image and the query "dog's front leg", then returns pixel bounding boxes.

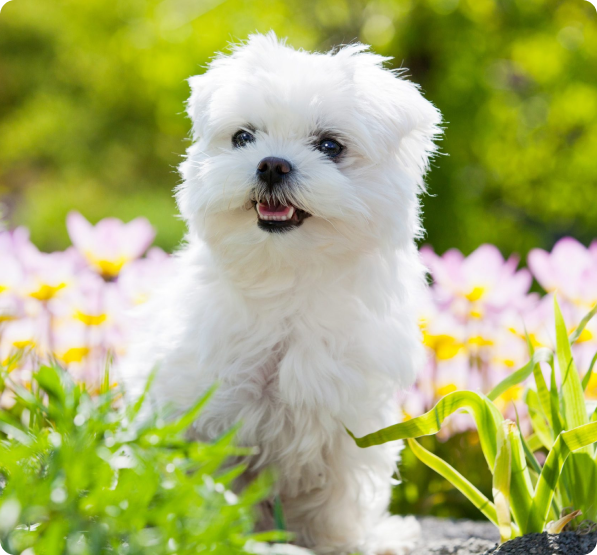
[279,433,419,555]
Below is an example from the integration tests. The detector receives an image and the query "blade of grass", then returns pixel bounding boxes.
[554,297,590,435]
[533,357,554,429]
[152,382,218,438]
[527,421,597,533]
[273,495,286,532]
[524,327,535,357]
[582,352,597,392]
[100,354,112,395]
[549,361,563,437]
[407,438,499,527]
[488,349,552,402]
[348,391,503,469]
[569,303,597,344]
[507,423,535,534]
[493,423,513,542]
[526,389,554,450]
[127,367,157,423]
[526,434,543,453]
[514,407,542,475]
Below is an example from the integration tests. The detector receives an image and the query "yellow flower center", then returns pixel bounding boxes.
[58,347,90,364]
[465,285,486,302]
[436,383,458,397]
[0,284,8,294]
[85,252,130,278]
[75,310,108,326]
[30,283,67,301]
[468,335,494,347]
[13,339,34,350]
[423,332,463,360]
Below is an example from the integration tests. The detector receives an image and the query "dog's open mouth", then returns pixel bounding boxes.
[255,201,310,233]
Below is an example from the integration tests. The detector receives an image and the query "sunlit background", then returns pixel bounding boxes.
[1,0,596,256]
[1,0,597,524]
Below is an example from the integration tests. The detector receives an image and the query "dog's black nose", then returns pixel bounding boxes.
[256,157,292,187]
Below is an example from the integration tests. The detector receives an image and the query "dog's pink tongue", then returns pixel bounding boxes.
[258,202,292,216]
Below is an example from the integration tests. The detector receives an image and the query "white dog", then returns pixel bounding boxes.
[120,33,441,555]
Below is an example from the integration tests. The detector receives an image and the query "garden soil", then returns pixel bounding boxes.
[416,518,597,555]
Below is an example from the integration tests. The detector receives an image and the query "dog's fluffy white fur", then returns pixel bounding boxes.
[120,33,441,555]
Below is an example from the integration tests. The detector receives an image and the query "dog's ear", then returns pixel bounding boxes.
[186,72,215,141]
[344,47,442,177]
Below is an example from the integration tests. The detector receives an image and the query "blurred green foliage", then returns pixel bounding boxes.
[0,0,596,254]
[0,365,286,554]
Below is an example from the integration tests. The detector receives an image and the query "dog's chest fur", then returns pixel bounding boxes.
[125,243,418,497]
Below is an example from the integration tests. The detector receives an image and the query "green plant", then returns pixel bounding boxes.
[0,364,294,555]
[349,297,597,542]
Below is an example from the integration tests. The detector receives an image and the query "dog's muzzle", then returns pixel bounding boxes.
[253,157,310,233]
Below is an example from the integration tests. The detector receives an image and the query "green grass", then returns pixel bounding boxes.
[0,364,292,554]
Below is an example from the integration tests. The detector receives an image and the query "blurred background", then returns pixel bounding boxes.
[1,0,596,257]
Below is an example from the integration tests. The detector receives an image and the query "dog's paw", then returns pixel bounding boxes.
[367,515,421,555]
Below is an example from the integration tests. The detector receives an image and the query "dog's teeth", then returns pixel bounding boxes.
[257,206,295,221]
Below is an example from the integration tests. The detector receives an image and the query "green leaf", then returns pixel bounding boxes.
[100,356,112,396]
[127,367,157,423]
[493,423,513,542]
[506,423,534,534]
[549,362,563,437]
[273,495,286,532]
[488,349,552,402]
[569,303,597,344]
[533,356,554,429]
[33,365,66,406]
[527,421,597,533]
[525,389,554,450]
[348,391,503,470]
[524,327,535,357]
[157,382,218,437]
[554,297,590,439]
[407,439,499,527]
[513,408,543,476]
[582,352,597,392]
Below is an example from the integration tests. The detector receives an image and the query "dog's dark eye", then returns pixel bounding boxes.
[317,138,343,158]
[232,130,255,148]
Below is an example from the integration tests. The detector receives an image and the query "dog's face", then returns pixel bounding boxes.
[177,33,441,265]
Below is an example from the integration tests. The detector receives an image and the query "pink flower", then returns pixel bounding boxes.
[421,244,534,318]
[118,247,173,306]
[67,212,155,279]
[19,247,80,303]
[528,237,597,307]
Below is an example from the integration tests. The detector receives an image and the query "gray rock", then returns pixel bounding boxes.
[417,517,500,543]
[416,517,499,555]
[418,537,497,555]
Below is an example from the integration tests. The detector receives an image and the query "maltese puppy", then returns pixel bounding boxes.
[121,33,441,555]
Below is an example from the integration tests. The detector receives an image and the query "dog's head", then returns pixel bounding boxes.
[178,33,441,265]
